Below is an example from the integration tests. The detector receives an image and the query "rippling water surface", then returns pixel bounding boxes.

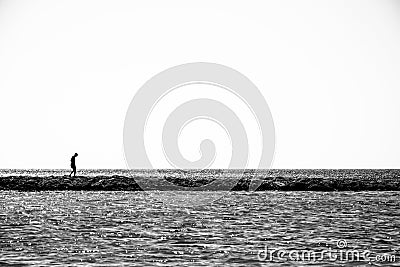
[0,190,399,266]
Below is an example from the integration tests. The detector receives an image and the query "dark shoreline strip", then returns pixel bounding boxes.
[0,175,399,191]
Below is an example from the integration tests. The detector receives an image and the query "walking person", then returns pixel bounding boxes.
[69,153,78,177]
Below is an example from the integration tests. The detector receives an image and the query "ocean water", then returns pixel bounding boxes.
[0,170,399,266]
[1,168,398,180]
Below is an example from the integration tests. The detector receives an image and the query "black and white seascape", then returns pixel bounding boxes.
[1,170,399,266]
[1,1,400,266]
[3,189,399,266]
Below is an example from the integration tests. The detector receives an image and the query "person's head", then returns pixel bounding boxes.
[74,153,78,157]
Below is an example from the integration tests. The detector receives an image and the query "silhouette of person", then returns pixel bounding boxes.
[69,153,78,177]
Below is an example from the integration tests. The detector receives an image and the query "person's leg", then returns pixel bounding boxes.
[73,167,77,177]
[69,169,73,177]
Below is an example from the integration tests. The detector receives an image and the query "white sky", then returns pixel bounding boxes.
[0,0,399,169]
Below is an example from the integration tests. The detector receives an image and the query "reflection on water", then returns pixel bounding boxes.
[0,191,399,266]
